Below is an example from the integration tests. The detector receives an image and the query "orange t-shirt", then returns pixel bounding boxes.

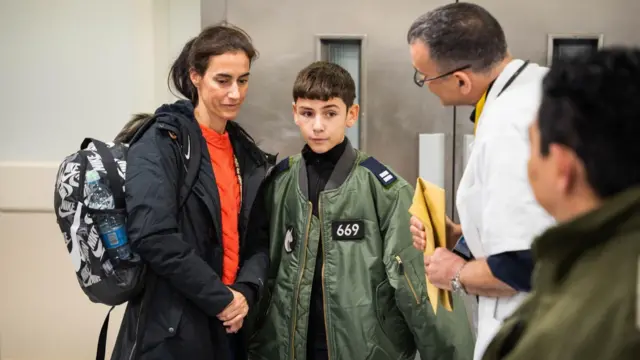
[200,124,241,285]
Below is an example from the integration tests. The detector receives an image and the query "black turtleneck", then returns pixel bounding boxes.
[301,138,347,360]
[302,139,347,216]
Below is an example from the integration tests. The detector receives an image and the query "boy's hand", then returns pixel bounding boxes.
[217,288,248,333]
[410,216,427,251]
[410,215,463,251]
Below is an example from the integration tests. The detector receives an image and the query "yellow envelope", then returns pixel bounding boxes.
[408,177,453,314]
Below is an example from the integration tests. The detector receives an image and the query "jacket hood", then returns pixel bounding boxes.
[154,99,196,122]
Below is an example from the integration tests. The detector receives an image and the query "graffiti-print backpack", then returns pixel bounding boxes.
[53,112,201,359]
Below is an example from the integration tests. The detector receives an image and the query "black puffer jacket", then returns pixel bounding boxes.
[111,100,275,360]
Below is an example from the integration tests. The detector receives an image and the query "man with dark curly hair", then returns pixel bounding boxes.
[482,48,640,360]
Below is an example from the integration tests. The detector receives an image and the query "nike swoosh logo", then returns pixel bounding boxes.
[58,208,76,218]
[61,171,76,183]
[59,164,80,184]
[185,135,191,160]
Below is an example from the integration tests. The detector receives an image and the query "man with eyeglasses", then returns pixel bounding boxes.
[406,3,555,360]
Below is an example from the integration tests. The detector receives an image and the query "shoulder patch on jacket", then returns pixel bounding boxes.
[266,157,291,179]
[359,156,397,187]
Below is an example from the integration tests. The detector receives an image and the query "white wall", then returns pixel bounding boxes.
[0,0,202,163]
[0,0,201,359]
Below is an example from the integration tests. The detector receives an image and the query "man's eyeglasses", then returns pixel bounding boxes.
[413,64,471,87]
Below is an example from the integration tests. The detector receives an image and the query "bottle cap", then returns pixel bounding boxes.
[86,170,100,183]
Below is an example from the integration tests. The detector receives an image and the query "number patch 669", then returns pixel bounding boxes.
[331,220,365,241]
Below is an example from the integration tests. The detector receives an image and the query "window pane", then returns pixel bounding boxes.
[326,41,361,149]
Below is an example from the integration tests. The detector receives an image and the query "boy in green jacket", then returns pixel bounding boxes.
[247,61,474,360]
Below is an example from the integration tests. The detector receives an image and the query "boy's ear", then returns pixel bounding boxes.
[346,104,360,128]
[292,102,300,125]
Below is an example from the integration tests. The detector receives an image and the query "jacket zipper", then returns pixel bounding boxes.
[319,198,331,360]
[395,255,420,305]
[290,203,313,360]
[128,301,144,360]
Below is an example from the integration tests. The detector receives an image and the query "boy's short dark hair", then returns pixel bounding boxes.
[293,61,356,108]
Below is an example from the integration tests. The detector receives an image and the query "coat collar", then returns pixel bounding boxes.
[301,138,347,165]
[532,186,640,287]
[468,59,528,126]
[485,59,529,105]
[298,138,357,200]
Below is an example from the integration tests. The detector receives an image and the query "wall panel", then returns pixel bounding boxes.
[225,0,456,190]
[0,163,126,360]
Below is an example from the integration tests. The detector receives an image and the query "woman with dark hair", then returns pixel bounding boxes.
[110,23,274,360]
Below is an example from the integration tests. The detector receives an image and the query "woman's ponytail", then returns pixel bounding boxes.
[168,37,199,104]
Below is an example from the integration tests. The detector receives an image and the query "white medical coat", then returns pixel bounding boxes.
[456,59,556,360]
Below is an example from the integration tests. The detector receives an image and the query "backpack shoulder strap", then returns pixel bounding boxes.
[128,114,160,145]
[95,305,116,360]
[155,113,201,210]
[123,112,201,210]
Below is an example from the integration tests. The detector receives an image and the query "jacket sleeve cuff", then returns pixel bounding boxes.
[230,283,258,309]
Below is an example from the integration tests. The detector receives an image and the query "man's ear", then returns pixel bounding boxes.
[453,71,472,95]
[346,104,360,128]
[551,143,580,194]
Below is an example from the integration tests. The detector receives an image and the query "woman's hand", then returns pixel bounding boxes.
[217,288,248,333]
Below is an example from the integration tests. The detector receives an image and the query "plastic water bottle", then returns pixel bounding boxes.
[85,170,132,262]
